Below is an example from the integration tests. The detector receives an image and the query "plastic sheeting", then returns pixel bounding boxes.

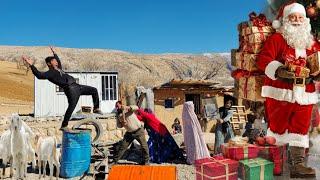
[204,104,220,119]
[136,86,154,112]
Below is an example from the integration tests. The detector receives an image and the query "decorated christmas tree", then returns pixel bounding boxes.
[297,0,320,37]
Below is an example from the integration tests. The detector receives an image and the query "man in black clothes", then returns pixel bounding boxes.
[23,46,103,130]
[214,99,235,154]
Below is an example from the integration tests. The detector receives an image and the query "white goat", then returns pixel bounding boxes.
[36,135,60,179]
[0,130,13,179]
[10,114,34,179]
[13,114,36,170]
[0,114,36,179]
[10,114,28,179]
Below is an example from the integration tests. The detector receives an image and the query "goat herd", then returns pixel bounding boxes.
[0,114,60,179]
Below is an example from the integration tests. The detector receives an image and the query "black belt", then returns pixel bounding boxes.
[63,83,78,90]
[278,77,313,85]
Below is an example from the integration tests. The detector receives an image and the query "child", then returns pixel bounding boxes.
[172,118,182,134]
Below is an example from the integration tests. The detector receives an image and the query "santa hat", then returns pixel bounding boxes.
[272,2,306,29]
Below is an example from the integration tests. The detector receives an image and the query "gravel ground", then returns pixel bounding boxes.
[1,119,319,180]
[2,153,319,180]
[175,164,195,180]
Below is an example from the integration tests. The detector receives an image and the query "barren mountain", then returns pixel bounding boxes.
[0,46,233,94]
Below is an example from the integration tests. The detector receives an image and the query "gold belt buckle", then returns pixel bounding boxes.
[294,77,305,86]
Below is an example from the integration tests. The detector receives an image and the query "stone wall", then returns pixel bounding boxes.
[0,115,215,150]
[0,115,125,144]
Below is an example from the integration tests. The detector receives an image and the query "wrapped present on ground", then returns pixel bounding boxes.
[257,144,288,175]
[221,143,260,161]
[237,75,265,102]
[307,51,320,76]
[195,156,238,180]
[233,52,259,71]
[228,136,249,147]
[239,158,274,180]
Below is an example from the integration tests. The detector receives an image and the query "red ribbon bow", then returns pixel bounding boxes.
[249,12,271,27]
[284,54,307,67]
[231,69,263,80]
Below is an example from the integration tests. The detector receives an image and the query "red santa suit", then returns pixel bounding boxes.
[257,32,320,148]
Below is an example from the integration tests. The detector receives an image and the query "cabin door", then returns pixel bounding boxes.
[185,94,201,115]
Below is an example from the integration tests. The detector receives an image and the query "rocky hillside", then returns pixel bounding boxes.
[0,46,233,94]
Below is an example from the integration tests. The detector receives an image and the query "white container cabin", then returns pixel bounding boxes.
[34,71,118,117]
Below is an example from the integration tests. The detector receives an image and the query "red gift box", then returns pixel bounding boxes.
[284,56,310,78]
[195,156,238,180]
[257,144,288,175]
[287,64,310,77]
[221,144,260,161]
[284,55,307,67]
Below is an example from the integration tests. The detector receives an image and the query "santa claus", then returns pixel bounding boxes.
[257,2,320,178]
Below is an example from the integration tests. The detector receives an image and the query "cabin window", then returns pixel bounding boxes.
[102,75,117,100]
[164,99,174,108]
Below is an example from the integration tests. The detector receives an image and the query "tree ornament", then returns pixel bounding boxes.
[316,0,320,9]
[306,5,318,18]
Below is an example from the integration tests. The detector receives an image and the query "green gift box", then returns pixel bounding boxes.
[239,158,274,180]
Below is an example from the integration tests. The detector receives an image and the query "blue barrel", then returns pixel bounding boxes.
[60,129,91,178]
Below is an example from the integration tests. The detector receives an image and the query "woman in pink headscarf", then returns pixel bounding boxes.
[182,101,210,164]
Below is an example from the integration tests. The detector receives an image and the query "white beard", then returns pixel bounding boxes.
[280,18,314,49]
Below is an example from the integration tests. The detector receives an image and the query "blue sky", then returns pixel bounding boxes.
[0,0,266,53]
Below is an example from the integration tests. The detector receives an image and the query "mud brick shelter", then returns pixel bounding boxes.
[153,79,235,130]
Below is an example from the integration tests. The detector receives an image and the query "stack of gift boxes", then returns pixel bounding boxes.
[231,12,274,102]
[194,12,296,180]
[257,144,288,175]
[307,52,320,77]
[195,142,288,180]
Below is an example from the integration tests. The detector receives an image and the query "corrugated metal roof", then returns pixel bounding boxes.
[154,78,217,88]
[66,71,118,74]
